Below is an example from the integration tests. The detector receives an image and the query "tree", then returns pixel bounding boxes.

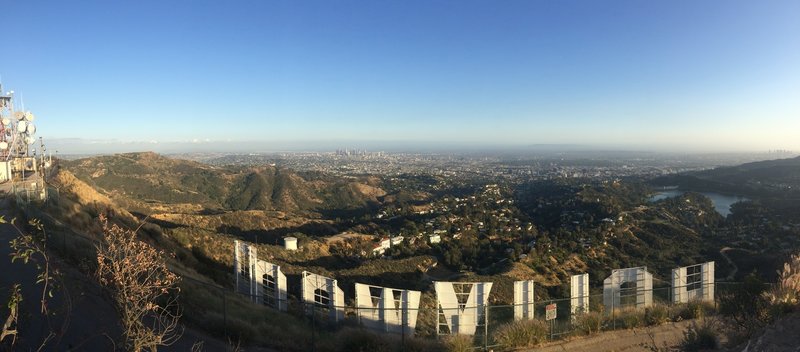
[2,217,65,351]
[1,284,21,348]
[95,216,182,352]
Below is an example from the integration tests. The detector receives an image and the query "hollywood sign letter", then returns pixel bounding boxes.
[254,260,288,311]
[603,267,653,311]
[672,261,714,304]
[233,240,257,299]
[355,283,421,335]
[571,273,590,316]
[435,282,492,335]
[513,280,535,320]
[302,271,345,322]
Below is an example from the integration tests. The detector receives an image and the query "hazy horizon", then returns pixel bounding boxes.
[2,1,799,154]
[45,137,799,156]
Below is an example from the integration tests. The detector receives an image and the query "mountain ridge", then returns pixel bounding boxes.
[652,156,800,196]
[62,151,384,215]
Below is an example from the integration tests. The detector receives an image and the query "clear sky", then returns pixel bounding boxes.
[1,0,798,153]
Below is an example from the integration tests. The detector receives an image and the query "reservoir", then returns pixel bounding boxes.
[649,190,748,216]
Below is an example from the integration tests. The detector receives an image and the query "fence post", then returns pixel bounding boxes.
[311,302,316,352]
[611,293,616,330]
[483,304,489,351]
[713,282,718,311]
[401,305,406,352]
[221,287,228,338]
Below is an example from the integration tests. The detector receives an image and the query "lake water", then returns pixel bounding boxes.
[649,190,748,216]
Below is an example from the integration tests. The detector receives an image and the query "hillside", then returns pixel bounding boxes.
[652,156,800,197]
[62,152,384,215]
[18,152,799,351]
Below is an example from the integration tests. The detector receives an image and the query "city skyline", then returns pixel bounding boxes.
[1,0,798,154]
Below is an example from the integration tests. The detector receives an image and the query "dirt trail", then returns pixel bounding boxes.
[719,247,757,281]
[720,247,738,280]
[530,320,694,352]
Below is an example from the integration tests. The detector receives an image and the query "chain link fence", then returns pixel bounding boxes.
[15,201,747,351]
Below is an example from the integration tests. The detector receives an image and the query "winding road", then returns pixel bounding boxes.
[719,246,757,281]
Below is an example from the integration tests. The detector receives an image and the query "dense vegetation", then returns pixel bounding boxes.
[31,152,800,350]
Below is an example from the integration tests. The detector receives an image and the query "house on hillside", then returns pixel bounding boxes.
[372,237,391,256]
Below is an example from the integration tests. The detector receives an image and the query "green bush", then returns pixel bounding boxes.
[493,319,549,349]
[645,304,669,326]
[573,311,604,335]
[679,319,718,352]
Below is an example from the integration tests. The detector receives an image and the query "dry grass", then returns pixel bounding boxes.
[493,318,549,349]
[441,334,474,352]
[573,311,605,335]
[765,253,800,306]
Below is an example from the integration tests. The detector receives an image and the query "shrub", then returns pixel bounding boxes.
[330,328,391,352]
[645,304,670,326]
[95,216,181,352]
[493,319,549,349]
[718,273,770,335]
[764,253,800,306]
[679,319,718,352]
[442,334,473,352]
[618,308,644,329]
[573,311,604,335]
[400,337,446,352]
[676,300,706,320]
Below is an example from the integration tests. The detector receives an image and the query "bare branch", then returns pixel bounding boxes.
[95,215,182,352]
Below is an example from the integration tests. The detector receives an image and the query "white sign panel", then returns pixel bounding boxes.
[513,280,535,320]
[435,281,493,335]
[301,271,345,322]
[570,273,590,316]
[254,260,288,311]
[233,240,257,298]
[672,261,714,304]
[355,283,421,335]
[603,266,653,311]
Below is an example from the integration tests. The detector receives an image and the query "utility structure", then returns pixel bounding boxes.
[0,82,51,203]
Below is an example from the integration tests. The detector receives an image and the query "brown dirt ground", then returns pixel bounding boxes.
[529,320,694,352]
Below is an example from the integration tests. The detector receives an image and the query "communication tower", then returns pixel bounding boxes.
[0,82,50,202]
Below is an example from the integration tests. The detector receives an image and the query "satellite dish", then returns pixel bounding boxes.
[1,118,9,126]
[0,142,7,150]
[27,124,36,134]
[25,136,35,145]
[24,112,35,121]
[17,120,27,132]
[13,111,24,120]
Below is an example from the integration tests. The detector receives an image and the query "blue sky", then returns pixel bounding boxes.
[1,0,798,153]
